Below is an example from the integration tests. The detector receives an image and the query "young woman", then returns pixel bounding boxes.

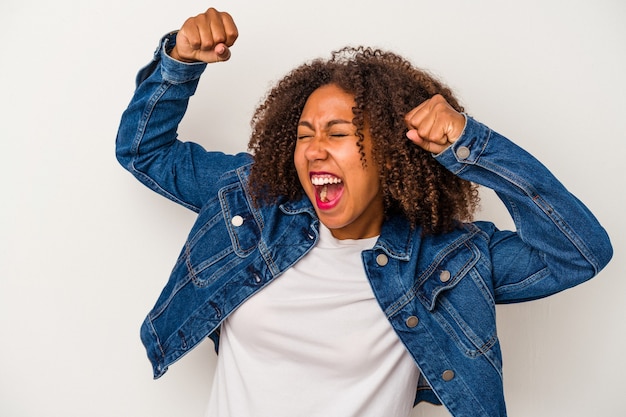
[116,7,612,417]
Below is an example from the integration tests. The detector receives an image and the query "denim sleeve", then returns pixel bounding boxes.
[115,32,253,212]
[435,117,613,303]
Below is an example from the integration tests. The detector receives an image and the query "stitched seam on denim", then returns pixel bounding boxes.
[381,262,412,317]
[417,227,480,288]
[467,123,600,273]
[531,194,600,272]
[494,267,550,296]
[416,243,476,311]
[129,81,201,212]
[468,262,496,307]
[413,318,493,416]
[479,157,600,274]
[257,240,280,276]
[190,247,233,285]
[383,228,480,317]
[374,237,412,261]
[184,240,202,287]
[237,165,265,230]
[416,237,481,312]
[219,184,257,257]
[437,295,498,358]
[431,306,497,360]
[147,271,194,319]
[150,320,166,360]
[186,209,222,249]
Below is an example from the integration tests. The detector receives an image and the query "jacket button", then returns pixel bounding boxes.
[376,253,389,266]
[231,215,244,227]
[456,146,471,160]
[405,316,419,328]
[439,270,451,283]
[442,370,455,381]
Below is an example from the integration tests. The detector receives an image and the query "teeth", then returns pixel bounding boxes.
[311,175,342,186]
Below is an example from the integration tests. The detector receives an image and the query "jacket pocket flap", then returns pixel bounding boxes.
[417,241,480,311]
[219,183,261,256]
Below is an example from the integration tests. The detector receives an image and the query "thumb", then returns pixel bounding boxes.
[214,43,232,61]
[406,128,449,154]
[406,129,419,142]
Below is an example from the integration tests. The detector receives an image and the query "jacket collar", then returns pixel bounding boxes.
[375,214,417,261]
[281,197,416,262]
[279,196,317,217]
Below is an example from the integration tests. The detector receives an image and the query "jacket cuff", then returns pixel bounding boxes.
[136,31,207,86]
[159,31,207,84]
[434,116,489,174]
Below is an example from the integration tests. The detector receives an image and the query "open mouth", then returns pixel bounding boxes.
[311,173,344,207]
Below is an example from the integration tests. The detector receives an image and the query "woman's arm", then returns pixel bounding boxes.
[439,117,612,302]
[406,96,612,302]
[115,8,247,212]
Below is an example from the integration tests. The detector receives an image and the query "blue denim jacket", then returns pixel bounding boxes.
[116,34,612,417]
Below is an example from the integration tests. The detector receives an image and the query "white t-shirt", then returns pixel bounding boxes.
[206,225,419,417]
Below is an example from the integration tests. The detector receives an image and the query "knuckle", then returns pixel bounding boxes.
[227,29,239,42]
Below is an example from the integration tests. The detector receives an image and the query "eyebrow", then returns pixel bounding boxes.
[297,119,353,129]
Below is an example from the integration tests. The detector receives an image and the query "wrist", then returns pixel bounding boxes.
[168,46,193,63]
[162,31,201,64]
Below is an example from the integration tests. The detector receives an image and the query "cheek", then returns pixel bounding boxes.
[293,146,303,172]
[293,149,309,188]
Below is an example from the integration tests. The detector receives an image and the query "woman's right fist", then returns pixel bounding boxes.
[170,7,238,63]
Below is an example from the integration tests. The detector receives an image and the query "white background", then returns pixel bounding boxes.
[1,0,624,416]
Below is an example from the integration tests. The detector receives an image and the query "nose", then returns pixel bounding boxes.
[304,134,329,161]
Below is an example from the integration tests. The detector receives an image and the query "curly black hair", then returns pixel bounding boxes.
[248,46,479,235]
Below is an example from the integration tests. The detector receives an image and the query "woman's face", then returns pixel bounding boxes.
[294,84,384,240]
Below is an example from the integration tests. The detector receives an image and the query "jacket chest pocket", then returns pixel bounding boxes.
[219,183,262,256]
[417,240,499,359]
[177,184,262,289]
